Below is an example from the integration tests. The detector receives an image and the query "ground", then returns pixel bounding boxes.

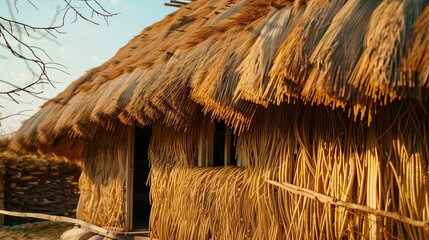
[0,221,73,240]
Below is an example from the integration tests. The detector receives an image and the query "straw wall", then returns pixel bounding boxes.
[148,101,429,239]
[76,125,128,230]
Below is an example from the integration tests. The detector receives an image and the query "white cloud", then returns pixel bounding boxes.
[109,0,118,4]
[4,35,33,48]
[58,46,67,53]
[21,35,33,44]
[9,71,27,81]
[90,55,99,62]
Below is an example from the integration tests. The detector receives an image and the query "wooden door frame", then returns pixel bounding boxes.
[125,126,135,231]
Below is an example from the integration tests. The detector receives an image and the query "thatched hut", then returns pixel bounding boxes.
[8,0,429,239]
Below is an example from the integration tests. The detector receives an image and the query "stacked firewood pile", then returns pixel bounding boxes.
[0,152,81,225]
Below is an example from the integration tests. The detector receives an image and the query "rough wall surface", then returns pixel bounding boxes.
[76,126,128,230]
[0,153,80,225]
[149,101,429,240]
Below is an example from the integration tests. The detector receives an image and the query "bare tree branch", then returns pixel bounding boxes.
[0,0,118,122]
[0,109,33,121]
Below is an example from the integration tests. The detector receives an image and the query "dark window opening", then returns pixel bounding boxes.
[229,138,237,166]
[133,126,152,230]
[213,121,226,167]
[198,120,237,167]
[213,121,237,166]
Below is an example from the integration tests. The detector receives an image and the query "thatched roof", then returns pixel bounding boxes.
[10,0,429,159]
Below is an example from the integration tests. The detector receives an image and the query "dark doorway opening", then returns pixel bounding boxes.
[133,126,152,230]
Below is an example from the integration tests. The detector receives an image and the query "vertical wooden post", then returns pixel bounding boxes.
[198,133,205,167]
[237,134,244,167]
[0,174,4,226]
[224,128,232,166]
[198,122,215,167]
[125,126,135,231]
[206,123,215,167]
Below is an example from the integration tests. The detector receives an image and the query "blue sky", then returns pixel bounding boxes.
[0,0,174,135]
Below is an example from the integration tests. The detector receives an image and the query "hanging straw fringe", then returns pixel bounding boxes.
[303,0,381,102]
[411,4,429,88]
[76,126,129,230]
[349,1,405,103]
[350,0,428,104]
[235,7,294,106]
[268,0,335,103]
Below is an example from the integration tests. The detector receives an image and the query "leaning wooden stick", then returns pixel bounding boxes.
[0,209,149,238]
[266,180,429,228]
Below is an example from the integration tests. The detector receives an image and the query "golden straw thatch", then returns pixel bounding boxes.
[6,0,429,239]
[147,102,429,239]
[9,0,429,158]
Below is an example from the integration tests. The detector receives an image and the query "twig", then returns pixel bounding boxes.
[0,109,33,121]
[266,180,429,228]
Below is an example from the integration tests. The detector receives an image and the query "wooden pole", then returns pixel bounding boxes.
[0,209,149,238]
[198,131,204,167]
[0,175,3,226]
[224,128,231,166]
[171,0,189,5]
[164,3,181,8]
[266,180,429,228]
[125,126,135,231]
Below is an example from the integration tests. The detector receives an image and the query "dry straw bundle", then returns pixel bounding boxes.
[76,126,128,230]
[146,101,429,239]
[148,120,251,239]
